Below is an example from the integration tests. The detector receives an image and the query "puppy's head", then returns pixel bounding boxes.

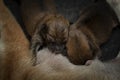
[31,14,69,56]
[66,25,100,65]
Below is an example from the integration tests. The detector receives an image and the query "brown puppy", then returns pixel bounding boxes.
[31,14,69,56]
[20,0,70,57]
[66,1,119,65]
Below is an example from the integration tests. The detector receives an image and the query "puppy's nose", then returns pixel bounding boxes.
[55,45,64,51]
[48,44,67,56]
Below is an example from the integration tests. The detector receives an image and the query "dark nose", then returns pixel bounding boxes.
[48,44,67,56]
[55,45,66,51]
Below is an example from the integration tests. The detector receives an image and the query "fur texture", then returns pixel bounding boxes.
[26,47,120,80]
[0,1,120,80]
[66,1,119,64]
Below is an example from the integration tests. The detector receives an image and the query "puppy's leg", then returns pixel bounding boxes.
[0,1,33,80]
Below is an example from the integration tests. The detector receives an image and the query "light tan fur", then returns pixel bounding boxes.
[26,48,120,80]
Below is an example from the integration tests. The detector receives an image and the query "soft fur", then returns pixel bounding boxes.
[66,0,119,64]
[0,1,120,80]
[26,47,120,80]
[31,14,69,55]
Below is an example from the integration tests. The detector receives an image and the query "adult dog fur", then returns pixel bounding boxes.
[31,14,69,56]
[0,0,33,79]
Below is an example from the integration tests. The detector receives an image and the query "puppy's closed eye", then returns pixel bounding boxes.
[35,43,44,53]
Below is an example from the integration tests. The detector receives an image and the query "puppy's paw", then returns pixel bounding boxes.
[85,60,93,66]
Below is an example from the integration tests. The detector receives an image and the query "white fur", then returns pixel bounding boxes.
[36,48,76,70]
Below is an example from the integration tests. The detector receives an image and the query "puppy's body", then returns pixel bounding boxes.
[76,1,119,45]
[31,14,69,56]
[66,1,119,64]
[1,0,120,80]
[21,0,70,56]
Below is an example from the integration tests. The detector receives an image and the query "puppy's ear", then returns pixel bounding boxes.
[37,23,48,40]
[31,23,48,54]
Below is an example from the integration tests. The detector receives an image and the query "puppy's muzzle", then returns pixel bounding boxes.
[48,43,67,56]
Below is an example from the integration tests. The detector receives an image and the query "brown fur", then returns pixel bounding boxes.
[20,0,56,36]
[31,14,69,56]
[77,1,119,45]
[0,1,120,80]
[0,1,33,80]
[66,1,119,65]
[21,0,119,65]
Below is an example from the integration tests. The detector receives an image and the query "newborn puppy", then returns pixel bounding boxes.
[66,1,119,65]
[31,14,69,56]
[20,0,71,63]
[20,0,70,56]
[66,26,100,65]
